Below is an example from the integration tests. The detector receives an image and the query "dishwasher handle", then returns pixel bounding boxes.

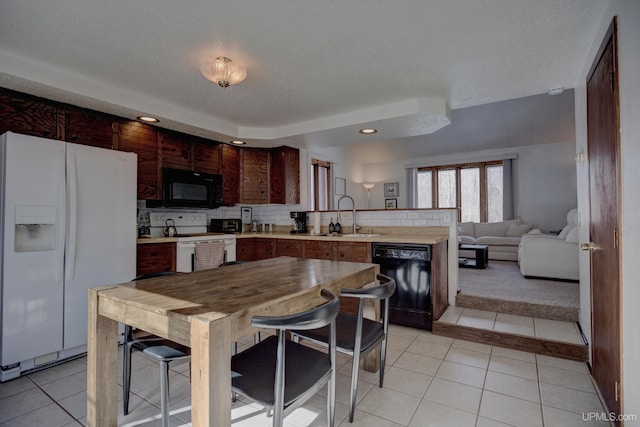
[373,244,431,261]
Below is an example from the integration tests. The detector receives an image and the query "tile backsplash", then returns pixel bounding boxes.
[138,204,457,229]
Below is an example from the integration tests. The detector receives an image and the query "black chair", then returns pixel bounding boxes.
[123,270,261,424]
[231,289,340,427]
[123,272,189,427]
[292,274,396,423]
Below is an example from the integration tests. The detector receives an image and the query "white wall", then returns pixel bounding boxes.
[575,0,640,421]
[327,142,576,232]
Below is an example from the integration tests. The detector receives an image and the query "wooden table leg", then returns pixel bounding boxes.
[191,316,232,427]
[86,289,118,427]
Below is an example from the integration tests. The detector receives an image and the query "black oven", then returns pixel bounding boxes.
[162,168,223,208]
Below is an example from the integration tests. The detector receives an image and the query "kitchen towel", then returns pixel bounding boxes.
[194,241,225,271]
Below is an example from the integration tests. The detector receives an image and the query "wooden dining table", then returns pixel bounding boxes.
[86,256,379,426]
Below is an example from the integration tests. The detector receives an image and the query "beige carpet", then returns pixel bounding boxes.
[456,261,579,322]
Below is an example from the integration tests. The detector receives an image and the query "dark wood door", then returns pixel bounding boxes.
[587,18,622,419]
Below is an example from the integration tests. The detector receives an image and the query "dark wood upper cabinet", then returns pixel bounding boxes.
[270,146,300,204]
[161,131,192,170]
[0,88,300,205]
[0,89,60,140]
[241,148,270,204]
[118,120,160,200]
[221,144,240,206]
[65,107,114,149]
[160,130,221,173]
[193,142,221,174]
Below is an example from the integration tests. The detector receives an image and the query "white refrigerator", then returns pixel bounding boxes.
[0,132,137,381]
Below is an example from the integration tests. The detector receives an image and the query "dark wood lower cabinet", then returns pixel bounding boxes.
[304,240,336,260]
[254,239,275,260]
[275,240,304,257]
[136,243,176,276]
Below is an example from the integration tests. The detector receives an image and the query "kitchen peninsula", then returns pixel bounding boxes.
[137,226,450,327]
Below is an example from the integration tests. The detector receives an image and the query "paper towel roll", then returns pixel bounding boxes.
[313,213,321,235]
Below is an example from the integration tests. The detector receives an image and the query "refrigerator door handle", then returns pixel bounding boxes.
[57,151,66,283]
[66,152,78,281]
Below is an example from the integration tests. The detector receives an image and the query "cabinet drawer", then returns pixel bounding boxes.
[304,240,336,260]
[136,243,176,276]
[337,242,372,262]
[275,240,304,257]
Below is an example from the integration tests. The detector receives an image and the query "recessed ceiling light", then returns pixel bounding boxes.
[230,140,246,145]
[359,128,378,134]
[137,116,159,123]
[547,87,564,96]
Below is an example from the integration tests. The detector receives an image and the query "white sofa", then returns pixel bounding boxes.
[458,219,535,261]
[518,208,579,281]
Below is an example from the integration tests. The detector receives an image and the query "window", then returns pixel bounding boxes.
[417,161,504,222]
[311,158,331,211]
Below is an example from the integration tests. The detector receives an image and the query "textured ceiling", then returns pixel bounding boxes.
[0,0,607,148]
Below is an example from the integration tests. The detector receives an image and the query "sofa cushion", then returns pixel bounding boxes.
[558,224,573,239]
[475,236,522,246]
[564,226,579,243]
[506,222,534,237]
[458,222,476,237]
[458,235,476,244]
[474,220,516,237]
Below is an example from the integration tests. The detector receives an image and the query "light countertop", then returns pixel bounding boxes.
[137,226,449,245]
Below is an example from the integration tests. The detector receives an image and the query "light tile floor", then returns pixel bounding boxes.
[439,306,585,345]
[0,324,609,427]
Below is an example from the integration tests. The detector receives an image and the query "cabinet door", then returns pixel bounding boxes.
[136,243,176,276]
[0,89,59,139]
[254,239,275,260]
[275,240,304,257]
[270,146,300,204]
[118,121,160,200]
[193,142,221,174]
[161,131,192,170]
[241,148,269,204]
[221,144,240,206]
[337,242,372,262]
[65,107,114,149]
[236,238,256,262]
[304,240,336,260]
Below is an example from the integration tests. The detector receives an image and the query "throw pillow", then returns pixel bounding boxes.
[506,222,534,237]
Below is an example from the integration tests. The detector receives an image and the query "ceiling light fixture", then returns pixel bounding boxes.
[200,56,247,88]
[230,140,246,145]
[359,128,378,134]
[547,87,564,96]
[137,116,159,123]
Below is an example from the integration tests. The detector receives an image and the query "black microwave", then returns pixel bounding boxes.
[162,168,223,208]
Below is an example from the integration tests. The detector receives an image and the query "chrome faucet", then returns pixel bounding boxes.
[337,195,357,234]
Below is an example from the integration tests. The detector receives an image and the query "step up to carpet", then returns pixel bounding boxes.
[457,260,579,322]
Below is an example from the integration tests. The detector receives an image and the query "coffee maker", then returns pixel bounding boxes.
[290,211,308,234]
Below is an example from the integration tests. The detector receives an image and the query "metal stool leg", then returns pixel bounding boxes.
[123,344,132,415]
[160,361,170,427]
